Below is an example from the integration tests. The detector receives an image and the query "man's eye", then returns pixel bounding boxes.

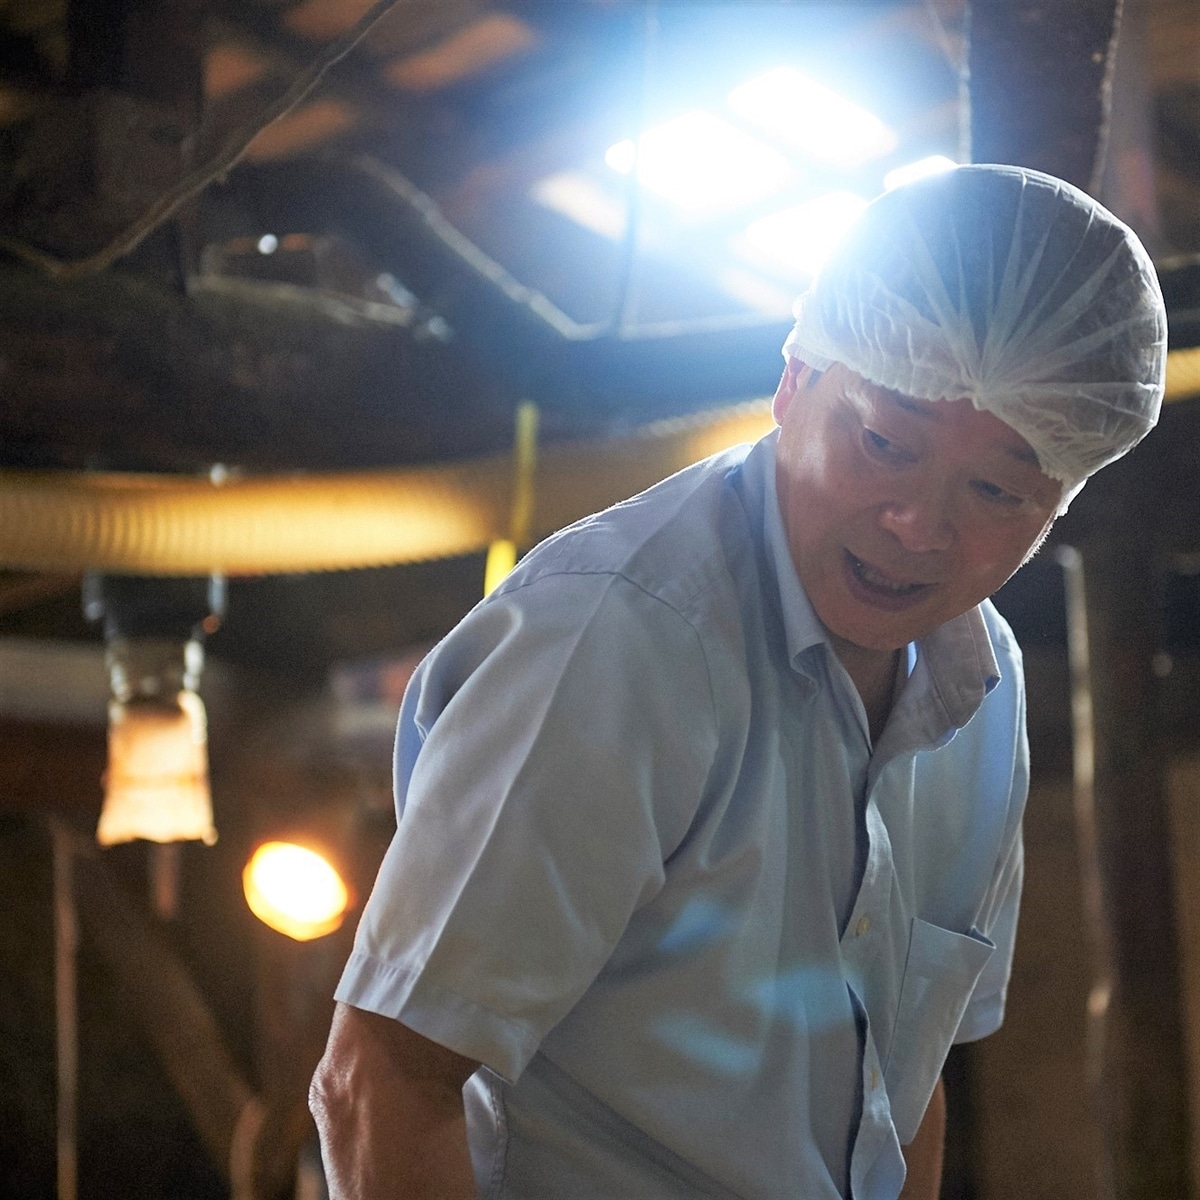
[974,480,1022,506]
[862,429,903,459]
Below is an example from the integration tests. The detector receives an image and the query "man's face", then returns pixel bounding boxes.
[772,359,1062,657]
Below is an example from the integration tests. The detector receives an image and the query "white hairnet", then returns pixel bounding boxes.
[782,164,1167,506]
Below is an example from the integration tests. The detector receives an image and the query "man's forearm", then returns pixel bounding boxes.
[310,1003,479,1200]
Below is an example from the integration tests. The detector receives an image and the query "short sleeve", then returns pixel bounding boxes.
[953,636,1029,1045]
[335,571,719,1081]
[952,826,1023,1043]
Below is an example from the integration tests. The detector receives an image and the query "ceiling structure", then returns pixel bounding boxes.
[0,6,1198,1197]
[0,0,1192,474]
[0,0,1191,669]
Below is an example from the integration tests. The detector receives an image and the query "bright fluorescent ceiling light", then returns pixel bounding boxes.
[884,154,958,191]
[729,67,896,167]
[606,111,794,214]
[531,171,626,240]
[739,191,869,279]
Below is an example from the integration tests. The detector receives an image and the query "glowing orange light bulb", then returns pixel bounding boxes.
[243,841,350,941]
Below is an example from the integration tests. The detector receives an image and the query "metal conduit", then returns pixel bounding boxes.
[0,404,774,576]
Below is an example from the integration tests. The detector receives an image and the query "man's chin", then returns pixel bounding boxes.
[821,619,911,663]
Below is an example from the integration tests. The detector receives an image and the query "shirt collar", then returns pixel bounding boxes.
[749,430,828,666]
[915,605,1001,730]
[745,429,1001,735]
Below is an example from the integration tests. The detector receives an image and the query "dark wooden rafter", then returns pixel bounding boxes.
[0,261,519,472]
[68,838,258,1183]
[197,7,421,159]
[971,2,1192,1195]
[968,0,1122,190]
[0,0,204,262]
[0,0,442,277]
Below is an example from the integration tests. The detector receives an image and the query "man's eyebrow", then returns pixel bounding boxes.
[888,392,934,418]
[1005,442,1041,465]
[886,391,1042,466]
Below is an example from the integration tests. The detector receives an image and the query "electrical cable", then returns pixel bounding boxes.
[0,0,408,281]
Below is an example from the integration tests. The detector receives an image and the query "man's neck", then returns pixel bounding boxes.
[828,636,903,745]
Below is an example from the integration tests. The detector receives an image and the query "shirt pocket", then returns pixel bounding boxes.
[883,917,995,1144]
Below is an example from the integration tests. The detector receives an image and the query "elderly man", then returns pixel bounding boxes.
[310,165,1166,1199]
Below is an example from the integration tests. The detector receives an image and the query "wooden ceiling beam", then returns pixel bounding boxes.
[970,6,1194,1196]
[0,0,204,262]
[0,262,517,472]
[968,0,1121,189]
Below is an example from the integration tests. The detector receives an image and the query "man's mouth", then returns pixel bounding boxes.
[845,552,932,605]
[849,554,924,594]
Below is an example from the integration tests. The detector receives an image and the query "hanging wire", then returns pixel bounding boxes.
[922,0,967,75]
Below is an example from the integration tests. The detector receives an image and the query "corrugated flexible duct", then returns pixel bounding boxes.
[0,405,775,576]
[2,345,1196,578]
[1166,345,1200,404]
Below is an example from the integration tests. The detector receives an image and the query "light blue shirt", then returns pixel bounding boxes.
[336,431,1027,1199]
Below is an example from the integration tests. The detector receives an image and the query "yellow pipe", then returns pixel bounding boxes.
[0,404,773,576]
[1,341,1196,580]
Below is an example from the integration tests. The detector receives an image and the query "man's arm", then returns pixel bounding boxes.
[899,1074,945,1200]
[310,1002,481,1200]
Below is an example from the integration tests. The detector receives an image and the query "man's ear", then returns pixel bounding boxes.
[772,356,812,424]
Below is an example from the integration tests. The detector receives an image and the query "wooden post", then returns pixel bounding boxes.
[68,842,262,1182]
[970,1,1191,1194]
[1168,757,1200,1200]
[51,822,79,1200]
[1062,448,1190,1199]
[968,0,1123,189]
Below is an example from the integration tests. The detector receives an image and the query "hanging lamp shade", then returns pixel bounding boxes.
[95,634,217,847]
[97,689,216,846]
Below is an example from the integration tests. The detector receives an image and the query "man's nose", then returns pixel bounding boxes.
[877,488,955,553]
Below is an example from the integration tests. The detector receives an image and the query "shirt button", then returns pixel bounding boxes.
[855,915,872,937]
[871,1069,880,1090]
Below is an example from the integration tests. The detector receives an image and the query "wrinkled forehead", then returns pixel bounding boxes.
[844,374,1036,456]
[837,368,1065,504]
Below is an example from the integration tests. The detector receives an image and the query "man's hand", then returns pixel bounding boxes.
[899,1075,945,1199]
[310,1002,480,1200]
